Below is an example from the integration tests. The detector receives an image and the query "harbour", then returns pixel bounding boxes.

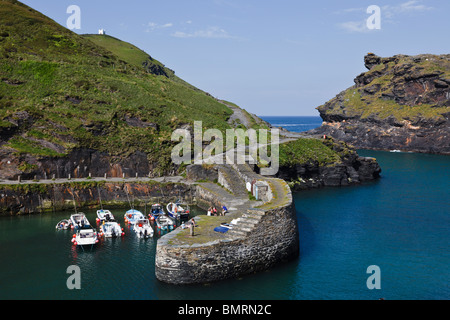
[0,147,448,300]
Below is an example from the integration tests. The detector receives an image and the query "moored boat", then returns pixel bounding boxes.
[133,218,154,238]
[149,204,165,221]
[167,201,190,222]
[124,209,145,225]
[99,221,124,238]
[70,213,91,230]
[71,226,98,247]
[56,219,72,230]
[156,214,175,231]
[96,209,114,223]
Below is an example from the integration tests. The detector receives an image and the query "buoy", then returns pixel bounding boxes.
[121,232,125,236]
[72,234,76,238]
[73,242,77,246]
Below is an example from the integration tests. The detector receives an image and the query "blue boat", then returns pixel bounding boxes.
[166,201,190,222]
[124,209,145,225]
[149,204,165,221]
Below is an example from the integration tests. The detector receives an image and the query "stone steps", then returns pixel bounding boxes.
[226,209,266,239]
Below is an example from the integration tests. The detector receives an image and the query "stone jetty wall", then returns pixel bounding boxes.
[0,180,194,215]
[155,164,299,285]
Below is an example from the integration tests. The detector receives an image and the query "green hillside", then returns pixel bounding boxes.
[0,0,233,173]
[82,34,203,92]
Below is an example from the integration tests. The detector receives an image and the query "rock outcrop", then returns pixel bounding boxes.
[310,53,450,154]
[275,137,381,190]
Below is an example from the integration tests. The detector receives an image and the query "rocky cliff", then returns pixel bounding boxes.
[310,53,450,154]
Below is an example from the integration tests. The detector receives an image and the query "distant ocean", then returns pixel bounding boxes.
[260,116,323,133]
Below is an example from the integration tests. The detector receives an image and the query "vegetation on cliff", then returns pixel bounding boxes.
[277,137,381,190]
[0,0,242,177]
[318,53,450,122]
[312,53,450,154]
[279,137,344,167]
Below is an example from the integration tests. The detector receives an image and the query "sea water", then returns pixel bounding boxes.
[261,116,323,133]
[0,117,448,300]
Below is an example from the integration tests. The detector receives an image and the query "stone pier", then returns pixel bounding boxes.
[155,164,299,285]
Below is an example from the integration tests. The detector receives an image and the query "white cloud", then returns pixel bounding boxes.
[171,26,236,39]
[382,0,433,18]
[145,22,173,32]
[338,20,370,33]
[398,0,433,12]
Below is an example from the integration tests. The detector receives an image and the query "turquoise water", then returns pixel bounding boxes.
[0,117,449,300]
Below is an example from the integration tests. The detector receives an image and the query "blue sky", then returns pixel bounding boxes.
[21,0,450,116]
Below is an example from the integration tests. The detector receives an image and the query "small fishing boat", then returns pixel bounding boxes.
[133,218,154,238]
[55,219,72,230]
[96,209,114,223]
[70,213,91,230]
[149,204,165,221]
[99,221,124,238]
[124,209,145,225]
[156,214,175,231]
[167,201,190,222]
[71,226,98,247]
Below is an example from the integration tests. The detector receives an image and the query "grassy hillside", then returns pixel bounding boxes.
[0,0,233,172]
[82,34,203,93]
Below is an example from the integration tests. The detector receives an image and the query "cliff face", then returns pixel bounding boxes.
[311,53,450,154]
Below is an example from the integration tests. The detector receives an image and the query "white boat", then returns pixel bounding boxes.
[124,209,145,225]
[99,221,124,238]
[133,218,154,238]
[70,213,91,230]
[167,201,190,222]
[156,214,175,231]
[96,209,114,223]
[55,219,72,230]
[72,227,98,247]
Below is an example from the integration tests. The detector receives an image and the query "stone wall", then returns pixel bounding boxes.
[0,181,194,215]
[194,184,225,210]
